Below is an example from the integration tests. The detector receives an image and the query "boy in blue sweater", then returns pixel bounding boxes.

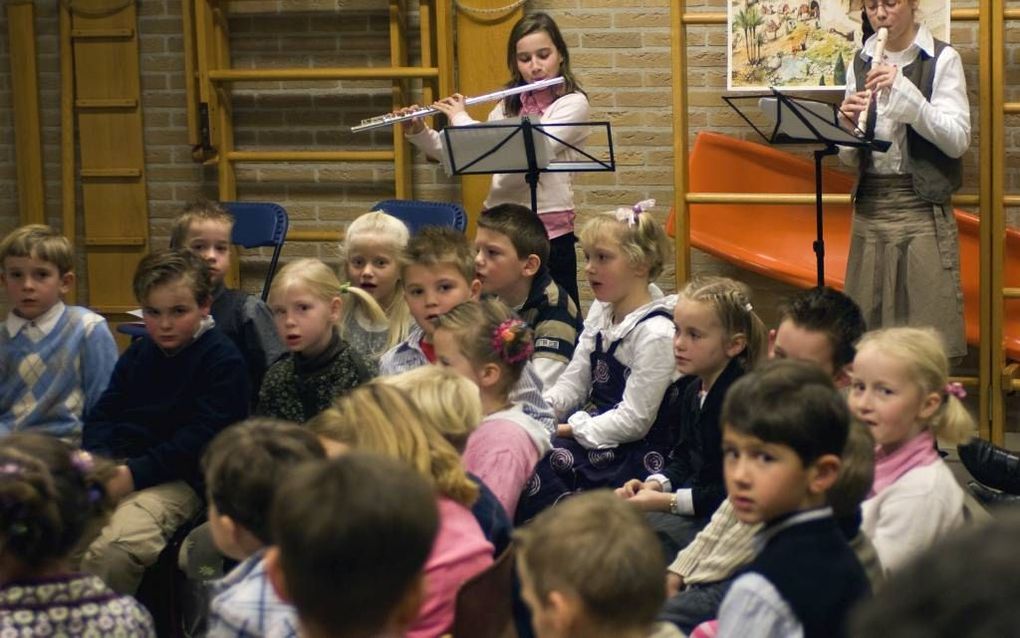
[82,249,250,594]
[0,224,117,439]
[714,359,869,638]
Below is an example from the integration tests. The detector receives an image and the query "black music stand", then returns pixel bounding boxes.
[440,117,615,216]
[723,88,891,286]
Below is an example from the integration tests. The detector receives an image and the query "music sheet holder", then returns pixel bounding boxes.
[723,89,891,286]
[440,116,616,216]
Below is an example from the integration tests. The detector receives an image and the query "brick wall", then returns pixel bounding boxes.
[0,0,1009,333]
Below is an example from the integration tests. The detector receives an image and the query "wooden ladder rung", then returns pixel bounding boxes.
[208,66,440,82]
[75,98,138,109]
[287,229,345,243]
[80,168,142,178]
[71,28,135,39]
[84,236,146,247]
[226,150,395,162]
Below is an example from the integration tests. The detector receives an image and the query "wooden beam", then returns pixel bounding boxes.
[7,0,46,225]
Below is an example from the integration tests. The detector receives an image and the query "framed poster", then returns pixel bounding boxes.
[727,0,951,91]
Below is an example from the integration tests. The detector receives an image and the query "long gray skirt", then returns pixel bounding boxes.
[845,174,966,358]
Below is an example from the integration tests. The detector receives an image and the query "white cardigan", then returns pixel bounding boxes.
[860,459,966,574]
[405,92,590,215]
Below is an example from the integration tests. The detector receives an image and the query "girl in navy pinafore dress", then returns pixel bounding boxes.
[516,201,679,522]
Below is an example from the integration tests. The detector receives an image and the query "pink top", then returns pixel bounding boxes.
[406,496,494,638]
[463,412,545,517]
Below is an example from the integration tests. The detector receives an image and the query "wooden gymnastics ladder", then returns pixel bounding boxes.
[667,4,1001,441]
[184,0,453,249]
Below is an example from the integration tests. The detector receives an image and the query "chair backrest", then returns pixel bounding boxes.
[222,202,290,301]
[371,199,467,235]
[451,543,517,638]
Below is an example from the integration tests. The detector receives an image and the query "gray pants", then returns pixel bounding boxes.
[659,580,733,634]
[646,512,709,566]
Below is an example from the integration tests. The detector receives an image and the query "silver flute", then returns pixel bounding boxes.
[350,76,565,133]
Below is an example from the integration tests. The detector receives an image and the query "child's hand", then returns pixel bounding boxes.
[432,93,467,120]
[839,91,870,130]
[615,478,646,498]
[105,465,135,501]
[864,63,897,93]
[393,105,426,135]
[666,572,685,597]
[556,423,573,438]
[626,488,673,512]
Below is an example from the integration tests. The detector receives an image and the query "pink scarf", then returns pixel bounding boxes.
[520,87,558,116]
[870,429,939,497]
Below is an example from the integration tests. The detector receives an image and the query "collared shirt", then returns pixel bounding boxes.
[207,550,300,638]
[5,301,66,338]
[839,24,970,173]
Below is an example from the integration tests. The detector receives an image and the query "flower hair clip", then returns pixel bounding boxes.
[744,302,754,312]
[944,382,967,400]
[490,318,534,365]
[0,463,22,477]
[70,450,94,475]
[614,199,656,227]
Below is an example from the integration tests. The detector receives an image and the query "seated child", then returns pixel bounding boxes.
[849,327,974,573]
[339,210,414,374]
[714,360,870,638]
[378,226,555,431]
[381,365,512,555]
[617,276,767,557]
[434,298,552,518]
[172,201,285,405]
[0,434,155,635]
[0,224,117,439]
[532,205,677,510]
[659,286,869,633]
[308,382,494,638]
[474,203,582,388]
[515,490,684,638]
[82,249,250,594]
[258,258,373,422]
[204,419,325,637]
[266,453,439,638]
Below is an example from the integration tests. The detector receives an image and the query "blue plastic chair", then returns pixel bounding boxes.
[117,202,289,338]
[223,201,289,302]
[371,199,467,234]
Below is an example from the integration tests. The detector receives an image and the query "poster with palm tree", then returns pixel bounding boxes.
[727,0,949,90]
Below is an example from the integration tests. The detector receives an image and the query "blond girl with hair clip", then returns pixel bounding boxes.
[848,326,975,574]
[430,299,552,520]
[515,201,676,519]
[382,365,513,556]
[0,434,155,635]
[618,276,768,558]
[340,211,414,373]
[307,382,493,638]
[257,258,374,422]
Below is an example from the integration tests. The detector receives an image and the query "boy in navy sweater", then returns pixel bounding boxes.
[714,360,869,638]
[82,249,249,594]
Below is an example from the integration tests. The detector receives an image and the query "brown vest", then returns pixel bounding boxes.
[853,39,963,204]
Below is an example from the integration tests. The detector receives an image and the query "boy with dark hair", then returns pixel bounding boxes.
[714,359,869,638]
[204,418,325,637]
[514,490,683,638]
[82,249,250,594]
[379,226,555,431]
[172,200,284,404]
[266,453,439,638]
[0,224,117,439]
[475,203,582,387]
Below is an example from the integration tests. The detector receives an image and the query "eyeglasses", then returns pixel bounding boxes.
[864,0,903,10]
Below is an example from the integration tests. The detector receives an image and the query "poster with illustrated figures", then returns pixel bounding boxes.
[727,0,950,90]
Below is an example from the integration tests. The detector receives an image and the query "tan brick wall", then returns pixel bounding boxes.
[0,0,1008,333]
